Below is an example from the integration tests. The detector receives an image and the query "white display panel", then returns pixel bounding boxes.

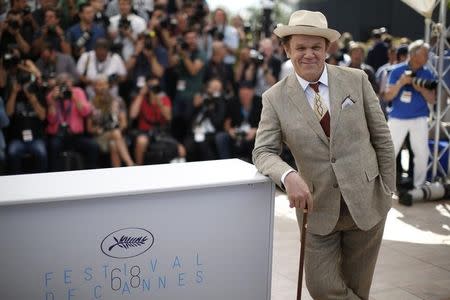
[0,160,275,300]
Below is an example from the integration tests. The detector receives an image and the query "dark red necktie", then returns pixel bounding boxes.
[309,82,330,138]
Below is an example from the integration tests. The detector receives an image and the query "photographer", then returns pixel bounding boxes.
[35,42,79,87]
[129,76,186,165]
[126,31,166,94]
[215,81,261,161]
[204,40,234,97]
[108,0,146,60]
[32,8,71,56]
[204,8,238,66]
[385,39,436,190]
[254,38,281,97]
[87,75,134,167]
[171,28,206,141]
[77,38,127,99]
[66,3,106,59]
[5,61,47,174]
[0,9,31,55]
[46,73,99,171]
[185,78,226,161]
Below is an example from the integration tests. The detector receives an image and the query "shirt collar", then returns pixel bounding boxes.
[295,64,329,92]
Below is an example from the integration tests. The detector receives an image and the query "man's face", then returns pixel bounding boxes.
[239,87,254,106]
[95,48,108,62]
[284,35,328,82]
[350,48,364,66]
[45,10,58,27]
[80,5,95,23]
[214,10,225,25]
[410,47,428,70]
[119,0,132,16]
[185,32,198,50]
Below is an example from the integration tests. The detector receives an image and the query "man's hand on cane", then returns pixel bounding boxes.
[285,172,314,212]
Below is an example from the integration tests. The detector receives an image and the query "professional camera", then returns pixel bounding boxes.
[47,25,57,35]
[58,84,72,100]
[144,36,153,51]
[399,181,450,206]
[159,16,178,32]
[75,31,92,48]
[99,113,119,131]
[404,70,438,90]
[249,49,264,65]
[148,82,161,94]
[203,92,222,107]
[41,71,56,90]
[16,70,39,93]
[234,128,248,148]
[7,19,20,30]
[208,26,224,41]
[118,16,131,30]
[22,5,31,15]
[108,73,119,84]
[176,37,189,51]
[2,52,21,69]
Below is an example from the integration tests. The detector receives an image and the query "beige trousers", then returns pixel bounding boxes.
[297,201,386,300]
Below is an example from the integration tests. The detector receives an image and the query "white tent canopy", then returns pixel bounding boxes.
[401,0,437,18]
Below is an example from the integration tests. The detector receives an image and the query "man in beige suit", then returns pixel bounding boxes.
[253,10,396,299]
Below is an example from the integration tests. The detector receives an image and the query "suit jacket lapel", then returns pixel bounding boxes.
[327,64,348,142]
[286,73,330,146]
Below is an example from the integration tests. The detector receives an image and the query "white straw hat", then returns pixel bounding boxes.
[274,10,341,42]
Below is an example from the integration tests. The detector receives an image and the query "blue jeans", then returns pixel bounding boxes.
[8,139,48,174]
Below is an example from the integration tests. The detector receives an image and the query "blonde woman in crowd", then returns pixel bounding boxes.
[87,75,134,167]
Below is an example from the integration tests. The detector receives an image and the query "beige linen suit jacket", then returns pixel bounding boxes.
[253,64,396,235]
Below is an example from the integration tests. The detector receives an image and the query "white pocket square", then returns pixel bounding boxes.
[341,97,354,109]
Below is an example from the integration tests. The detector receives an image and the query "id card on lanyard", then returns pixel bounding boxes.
[58,99,72,129]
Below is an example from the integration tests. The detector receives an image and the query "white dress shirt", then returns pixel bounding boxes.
[281,65,330,186]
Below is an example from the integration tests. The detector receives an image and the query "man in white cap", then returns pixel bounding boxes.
[253,10,395,299]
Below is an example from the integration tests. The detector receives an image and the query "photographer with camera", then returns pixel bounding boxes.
[108,0,146,60]
[46,73,99,171]
[66,3,106,60]
[77,38,127,99]
[126,31,166,94]
[32,7,71,56]
[204,8,238,66]
[129,76,186,165]
[87,75,134,167]
[5,60,47,174]
[184,78,226,161]
[204,40,235,98]
[254,38,281,97]
[0,9,31,55]
[170,28,206,142]
[215,80,262,161]
[384,39,436,190]
[35,42,79,89]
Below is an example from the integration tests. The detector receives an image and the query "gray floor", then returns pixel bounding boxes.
[271,192,450,300]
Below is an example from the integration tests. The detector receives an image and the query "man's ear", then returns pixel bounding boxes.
[283,44,291,59]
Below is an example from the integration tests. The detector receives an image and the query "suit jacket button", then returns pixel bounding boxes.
[331,158,336,163]
[333,183,339,188]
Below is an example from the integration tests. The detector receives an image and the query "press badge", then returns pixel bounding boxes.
[22,130,33,142]
[136,76,146,88]
[177,80,186,91]
[400,91,412,103]
[194,126,205,142]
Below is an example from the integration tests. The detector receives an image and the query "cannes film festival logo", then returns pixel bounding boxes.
[101,228,155,259]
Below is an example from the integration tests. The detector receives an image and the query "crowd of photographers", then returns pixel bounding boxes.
[0,0,438,177]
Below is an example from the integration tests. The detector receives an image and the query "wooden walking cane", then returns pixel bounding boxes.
[296,209,308,300]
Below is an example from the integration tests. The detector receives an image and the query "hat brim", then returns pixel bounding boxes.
[274,25,341,42]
